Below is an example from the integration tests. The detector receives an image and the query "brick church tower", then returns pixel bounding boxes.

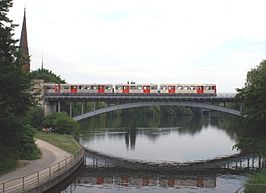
[20,8,30,71]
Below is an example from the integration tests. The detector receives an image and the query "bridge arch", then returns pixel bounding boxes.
[73,101,241,121]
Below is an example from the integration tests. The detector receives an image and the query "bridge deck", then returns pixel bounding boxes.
[44,93,237,102]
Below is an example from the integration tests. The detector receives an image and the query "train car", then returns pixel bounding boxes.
[115,84,129,94]
[203,84,216,95]
[43,83,61,93]
[97,84,113,94]
[159,84,176,94]
[43,83,216,96]
[175,84,199,95]
[159,84,216,95]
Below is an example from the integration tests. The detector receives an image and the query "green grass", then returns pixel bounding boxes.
[245,169,266,193]
[34,132,81,155]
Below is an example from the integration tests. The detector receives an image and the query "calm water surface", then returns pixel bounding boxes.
[58,114,249,193]
[80,114,239,162]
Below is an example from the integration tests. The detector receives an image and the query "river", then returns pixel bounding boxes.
[57,113,254,193]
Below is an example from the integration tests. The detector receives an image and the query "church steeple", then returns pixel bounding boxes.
[20,8,30,71]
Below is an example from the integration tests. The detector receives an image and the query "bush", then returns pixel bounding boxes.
[25,107,45,129]
[43,112,80,135]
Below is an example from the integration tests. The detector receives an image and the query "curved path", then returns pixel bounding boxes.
[0,139,70,183]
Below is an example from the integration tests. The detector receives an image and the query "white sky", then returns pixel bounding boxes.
[9,0,266,92]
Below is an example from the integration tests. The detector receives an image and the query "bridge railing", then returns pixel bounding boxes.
[217,93,236,98]
[0,148,84,193]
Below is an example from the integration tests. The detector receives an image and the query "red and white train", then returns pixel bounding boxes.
[44,83,216,95]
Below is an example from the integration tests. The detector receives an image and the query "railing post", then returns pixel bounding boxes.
[65,159,67,169]
[37,171,40,185]
[70,102,73,117]
[22,177,25,191]
[49,166,51,179]
[2,183,4,193]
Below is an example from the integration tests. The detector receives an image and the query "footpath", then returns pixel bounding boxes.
[0,139,71,183]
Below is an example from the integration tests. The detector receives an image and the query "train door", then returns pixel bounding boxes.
[168,86,175,94]
[98,85,105,93]
[70,85,77,93]
[123,85,130,94]
[54,84,60,93]
[143,85,150,94]
[196,86,204,94]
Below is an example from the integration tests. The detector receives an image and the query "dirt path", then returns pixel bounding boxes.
[0,139,71,183]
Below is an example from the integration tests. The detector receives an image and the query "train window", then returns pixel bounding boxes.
[177,86,182,90]
[162,86,167,90]
[151,86,157,90]
[63,86,69,89]
[138,85,142,90]
[190,86,195,90]
[130,86,136,90]
[184,86,188,90]
[79,86,83,89]
[106,86,112,90]
[116,86,122,90]
[205,86,210,90]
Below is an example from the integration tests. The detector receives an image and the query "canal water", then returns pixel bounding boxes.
[59,114,252,193]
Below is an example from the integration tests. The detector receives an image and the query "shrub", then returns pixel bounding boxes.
[43,112,80,135]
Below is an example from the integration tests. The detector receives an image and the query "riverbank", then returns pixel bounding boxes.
[0,139,71,183]
[35,132,81,154]
[0,132,80,180]
[245,168,266,193]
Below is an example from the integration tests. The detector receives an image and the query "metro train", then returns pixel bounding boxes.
[44,83,217,95]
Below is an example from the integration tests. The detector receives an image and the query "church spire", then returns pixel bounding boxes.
[20,8,30,71]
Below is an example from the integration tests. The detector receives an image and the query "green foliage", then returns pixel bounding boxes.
[234,60,266,154]
[236,60,266,134]
[30,68,66,83]
[160,106,193,116]
[43,112,80,135]
[25,106,45,129]
[0,144,18,175]
[0,0,38,161]
[245,169,266,193]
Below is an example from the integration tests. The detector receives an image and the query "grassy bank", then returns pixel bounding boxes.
[245,168,266,193]
[35,132,81,155]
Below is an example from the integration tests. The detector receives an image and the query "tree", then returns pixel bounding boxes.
[234,60,266,154]
[30,68,66,83]
[237,60,266,134]
[43,112,80,135]
[0,0,37,158]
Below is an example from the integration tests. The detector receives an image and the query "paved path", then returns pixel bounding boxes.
[0,139,71,183]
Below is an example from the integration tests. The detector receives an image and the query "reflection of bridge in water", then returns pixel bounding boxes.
[84,147,265,171]
[79,167,217,188]
[59,149,265,192]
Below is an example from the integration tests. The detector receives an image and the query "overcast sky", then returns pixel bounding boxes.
[9,0,266,92]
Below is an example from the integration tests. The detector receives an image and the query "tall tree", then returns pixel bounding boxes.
[30,68,66,83]
[235,60,266,154]
[237,60,266,134]
[0,0,36,158]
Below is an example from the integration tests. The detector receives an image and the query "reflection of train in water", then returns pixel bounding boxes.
[44,83,216,95]
[79,167,216,188]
